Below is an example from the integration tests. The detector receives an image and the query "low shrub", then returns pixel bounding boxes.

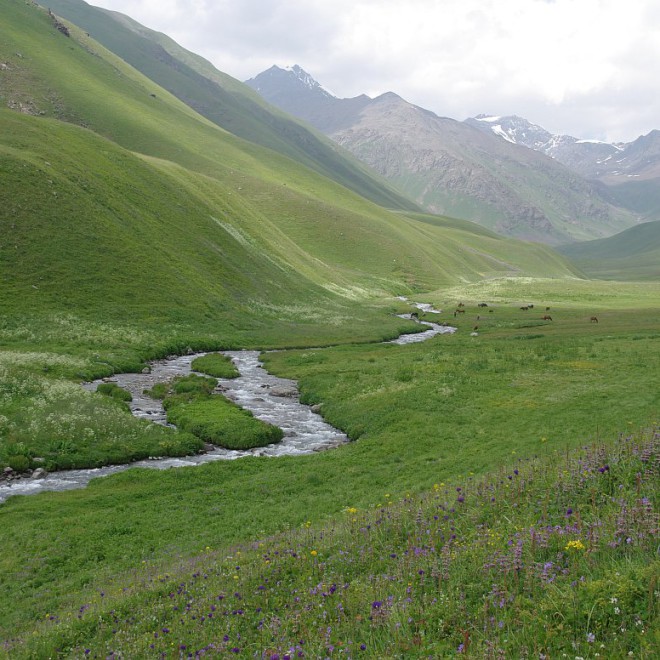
[171,374,217,397]
[166,395,283,450]
[191,353,239,379]
[6,454,31,472]
[96,382,132,402]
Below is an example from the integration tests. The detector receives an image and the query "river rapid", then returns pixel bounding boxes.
[0,303,454,503]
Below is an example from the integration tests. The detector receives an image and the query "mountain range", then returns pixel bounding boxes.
[246,65,657,245]
[466,114,660,184]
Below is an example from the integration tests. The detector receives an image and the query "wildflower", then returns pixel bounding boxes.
[310,550,317,556]
[565,540,585,551]
[587,632,595,643]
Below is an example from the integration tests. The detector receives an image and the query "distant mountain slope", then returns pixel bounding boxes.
[42,0,418,213]
[467,115,660,221]
[246,66,637,245]
[0,0,580,332]
[467,115,660,184]
[557,221,660,281]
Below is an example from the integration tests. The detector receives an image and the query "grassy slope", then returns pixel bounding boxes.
[599,178,660,218]
[5,429,658,658]
[43,0,419,213]
[0,283,658,642]
[0,0,580,343]
[557,220,660,281]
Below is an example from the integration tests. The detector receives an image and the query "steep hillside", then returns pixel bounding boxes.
[41,0,418,213]
[0,0,580,346]
[247,66,637,245]
[558,220,660,281]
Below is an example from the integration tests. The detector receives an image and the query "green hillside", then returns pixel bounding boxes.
[42,0,419,213]
[598,178,660,219]
[558,220,660,281]
[0,0,579,338]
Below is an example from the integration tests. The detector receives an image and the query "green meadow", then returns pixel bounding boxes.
[0,1,658,656]
[1,283,658,656]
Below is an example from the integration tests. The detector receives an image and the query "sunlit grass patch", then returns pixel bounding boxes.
[0,351,89,373]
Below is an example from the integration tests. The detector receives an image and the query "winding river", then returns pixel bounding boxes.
[0,303,454,503]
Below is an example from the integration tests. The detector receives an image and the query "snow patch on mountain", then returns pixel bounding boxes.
[285,65,335,98]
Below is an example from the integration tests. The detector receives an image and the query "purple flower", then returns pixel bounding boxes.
[566,508,573,516]
[372,601,383,609]
[360,644,366,651]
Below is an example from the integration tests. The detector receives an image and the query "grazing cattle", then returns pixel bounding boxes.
[489,309,494,313]
[545,307,551,311]
[457,302,465,308]
[410,311,419,320]
[473,325,479,331]
[590,316,599,323]
[542,315,552,321]
[520,306,529,311]
[529,304,534,309]
[478,303,488,308]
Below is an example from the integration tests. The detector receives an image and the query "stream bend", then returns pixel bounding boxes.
[0,303,454,502]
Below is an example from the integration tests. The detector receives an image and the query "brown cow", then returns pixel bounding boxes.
[542,315,552,321]
[590,316,598,323]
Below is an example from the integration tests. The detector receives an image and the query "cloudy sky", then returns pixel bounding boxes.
[91,0,658,143]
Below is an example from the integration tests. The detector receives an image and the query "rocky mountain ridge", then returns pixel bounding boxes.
[246,65,639,244]
[466,114,660,184]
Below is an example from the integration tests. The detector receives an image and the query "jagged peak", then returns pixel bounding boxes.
[283,64,335,97]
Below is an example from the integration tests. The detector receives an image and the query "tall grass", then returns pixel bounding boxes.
[5,427,657,658]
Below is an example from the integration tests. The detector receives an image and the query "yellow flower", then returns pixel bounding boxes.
[310,550,318,556]
[565,539,586,551]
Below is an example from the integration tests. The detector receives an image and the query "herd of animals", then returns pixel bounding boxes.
[442,302,599,328]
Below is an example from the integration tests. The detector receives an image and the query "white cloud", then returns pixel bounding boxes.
[90,0,660,142]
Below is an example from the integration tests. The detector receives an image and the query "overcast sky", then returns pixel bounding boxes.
[90,0,658,143]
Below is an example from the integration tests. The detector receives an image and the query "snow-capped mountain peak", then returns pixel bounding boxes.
[465,114,660,180]
[284,65,335,98]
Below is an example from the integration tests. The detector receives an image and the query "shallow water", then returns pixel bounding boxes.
[0,303,455,503]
